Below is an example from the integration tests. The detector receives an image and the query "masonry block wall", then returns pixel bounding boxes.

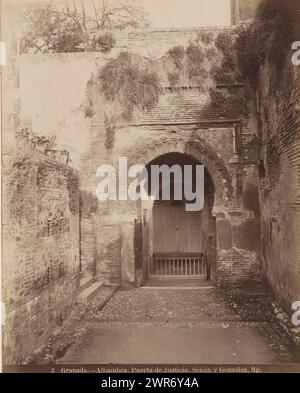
[2,142,80,364]
[79,27,262,287]
[14,27,263,288]
[258,54,300,313]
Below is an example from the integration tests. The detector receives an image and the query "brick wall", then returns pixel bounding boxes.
[15,27,262,287]
[258,60,300,312]
[78,26,261,287]
[2,142,80,364]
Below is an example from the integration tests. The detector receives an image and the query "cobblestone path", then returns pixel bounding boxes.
[56,285,294,365]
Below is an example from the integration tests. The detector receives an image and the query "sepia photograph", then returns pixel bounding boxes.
[0,0,300,376]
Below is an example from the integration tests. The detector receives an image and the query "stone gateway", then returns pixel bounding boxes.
[1,0,300,365]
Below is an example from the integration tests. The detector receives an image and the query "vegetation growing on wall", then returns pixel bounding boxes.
[167,46,185,70]
[205,47,217,61]
[8,129,45,222]
[91,51,163,148]
[207,29,243,105]
[91,31,116,53]
[215,31,233,53]
[9,161,32,222]
[67,172,80,216]
[235,26,260,90]
[96,35,224,133]
[87,27,255,148]
[98,51,162,119]
[104,114,117,150]
[211,53,239,85]
[186,42,208,86]
[235,0,295,92]
[165,40,217,89]
[197,31,214,46]
[80,190,98,218]
[167,72,181,88]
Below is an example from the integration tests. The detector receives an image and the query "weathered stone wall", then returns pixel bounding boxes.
[15,27,262,287]
[81,119,261,286]
[258,57,300,313]
[3,0,299,362]
[77,27,262,287]
[2,142,80,364]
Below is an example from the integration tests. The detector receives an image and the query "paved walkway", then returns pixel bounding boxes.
[57,285,293,365]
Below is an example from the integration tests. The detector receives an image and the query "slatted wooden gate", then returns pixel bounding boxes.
[149,253,207,279]
[150,203,209,279]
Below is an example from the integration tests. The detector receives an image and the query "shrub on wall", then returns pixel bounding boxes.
[235,0,294,91]
[235,26,261,90]
[211,66,233,85]
[205,47,217,61]
[98,51,162,119]
[215,31,233,53]
[168,72,181,88]
[211,30,239,85]
[211,52,240,85]
[197,31,214,45]
[89,29,254,151]
[186,42,208,85]
[91,32,116,53]
[167,46,185,70]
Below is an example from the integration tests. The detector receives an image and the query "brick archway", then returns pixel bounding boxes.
[128,137,233,212]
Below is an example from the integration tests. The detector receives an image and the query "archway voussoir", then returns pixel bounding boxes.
[129,136,233,208]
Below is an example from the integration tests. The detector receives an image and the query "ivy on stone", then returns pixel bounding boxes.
[98,51,162,120]
[235,0,295,92]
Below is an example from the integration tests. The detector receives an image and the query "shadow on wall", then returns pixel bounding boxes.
[134,220,143,272]
[243,182,260,218]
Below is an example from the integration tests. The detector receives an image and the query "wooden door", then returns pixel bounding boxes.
[151,202,208,278]
[153,203,203,254]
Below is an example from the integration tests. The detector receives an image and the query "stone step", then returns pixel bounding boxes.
[79,275,94,292]
[77,281,104,304]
